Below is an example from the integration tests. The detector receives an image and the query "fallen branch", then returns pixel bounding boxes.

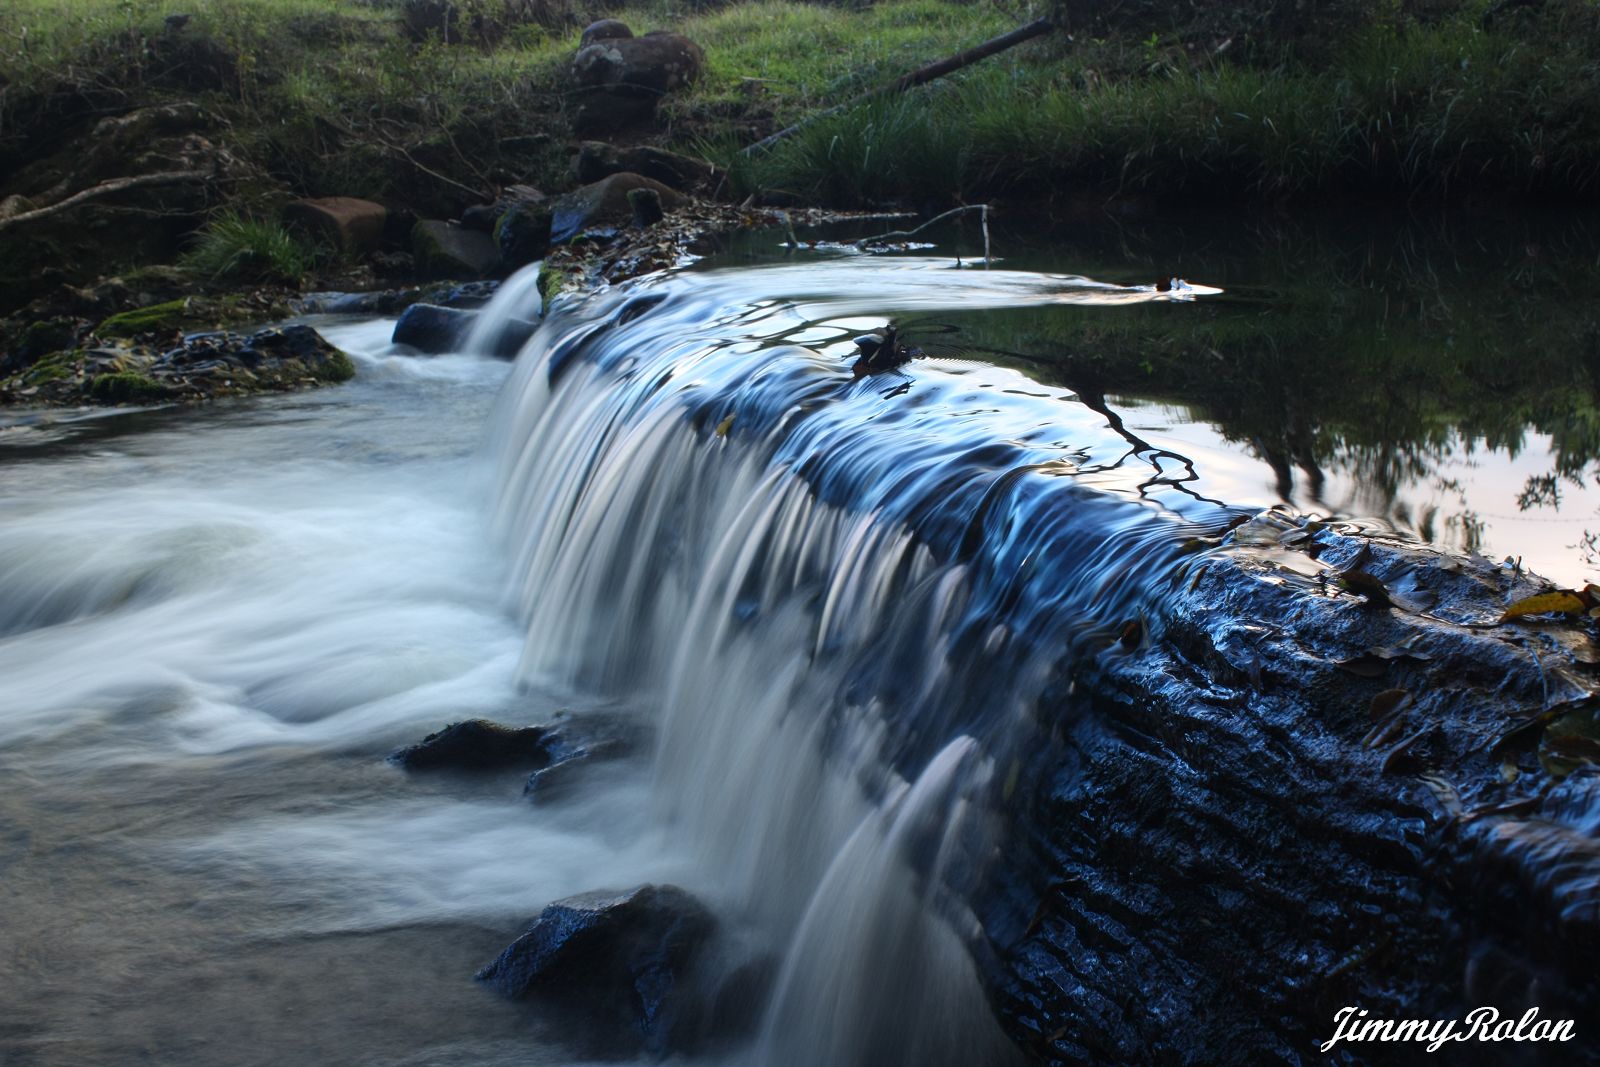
[0,171,209,233]
[744,16,1056,155]
[852,203,993,264]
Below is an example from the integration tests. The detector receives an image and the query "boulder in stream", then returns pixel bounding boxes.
[522,737,631,802]
[548,173,685,245]
[390,719,555,772]
[412,220,500,280]
[477,884,717,1055]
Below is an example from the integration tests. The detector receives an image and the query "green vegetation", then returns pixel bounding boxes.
[1,0,1597,231]
[714,1,1600,206]
[313,348,358,382]
[181,212,323,284]
[89,370,168,402]
[96,299,196,337]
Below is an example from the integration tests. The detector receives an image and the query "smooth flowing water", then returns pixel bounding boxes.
[2,214,1597,1066]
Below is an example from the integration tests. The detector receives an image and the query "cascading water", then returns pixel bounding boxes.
[0,252,1228,1066]
[484,259,1230,1064]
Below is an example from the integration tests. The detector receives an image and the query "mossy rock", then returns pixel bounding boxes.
[89,371,169,404]
[536,261,579,302]
[494,200,553,271]
[315,349,357,383]
[20,351,77,387]
[412,220,500,280]
[96,300,194,339]
[1,319,79,376]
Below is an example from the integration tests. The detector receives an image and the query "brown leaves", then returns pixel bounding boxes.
[1498,586,1600,624]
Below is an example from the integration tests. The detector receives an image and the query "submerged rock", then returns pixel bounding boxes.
[522,737,630,802]
[477,884,716,1055]
[390,719,554,772]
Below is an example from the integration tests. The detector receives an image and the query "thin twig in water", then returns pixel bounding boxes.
[852,204,992,249]
[981,204,991,267]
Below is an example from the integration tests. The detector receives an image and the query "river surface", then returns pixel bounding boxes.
[1,214,1598,1065]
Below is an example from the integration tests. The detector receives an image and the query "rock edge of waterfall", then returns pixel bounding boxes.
[978,516,1600,1064]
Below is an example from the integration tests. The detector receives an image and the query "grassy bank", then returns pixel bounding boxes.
[7,1,1598,215]
[1,0,1598,307]
[711,1,1600,207]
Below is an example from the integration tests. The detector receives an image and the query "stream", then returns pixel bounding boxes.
[2,214,1598,1065]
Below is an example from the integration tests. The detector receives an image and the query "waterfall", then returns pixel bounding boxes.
[485,260,1226,1064]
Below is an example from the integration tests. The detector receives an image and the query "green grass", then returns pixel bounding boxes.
[180,213,323,284]
[704,1,1600,206]
[3,0,1599,227]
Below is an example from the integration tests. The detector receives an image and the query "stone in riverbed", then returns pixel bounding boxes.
[389,718,554,771]
[390,302,536,359]
[522,737,630,802]
[412,219,500,280]
[575,141,717,193]
[282,197,388,255]
[477,884,716,1055]
[494,200,553,270]
[391,302,476,354]
[548,173,685,245]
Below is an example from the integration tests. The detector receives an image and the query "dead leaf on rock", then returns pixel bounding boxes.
[1499,590,1589,623]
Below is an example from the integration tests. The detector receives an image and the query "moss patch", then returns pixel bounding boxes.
[96,300,194,339]
[313,349,357,383]
[89,371,168,403]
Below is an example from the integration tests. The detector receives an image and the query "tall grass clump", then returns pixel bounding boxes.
[181,212,322,284]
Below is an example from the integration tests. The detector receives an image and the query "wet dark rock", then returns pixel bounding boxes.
[629,188,665,228]
[477,884,716,1056]
[549,173,685,245]
[297,288,426,317]
[2,318,80,376]
[2,322,354,407]
[523,738,630,803]
[494,200,554,270]
[575,142,717,193]
[976,522,1600,1064]
[390,718,554,772]
[460,202,503,233]
[437,280,502,308]
[412,219,500,280]
[392,303,476,355]
[162,324,355,386]
[371,250,416,278]
[282,197,388,255]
